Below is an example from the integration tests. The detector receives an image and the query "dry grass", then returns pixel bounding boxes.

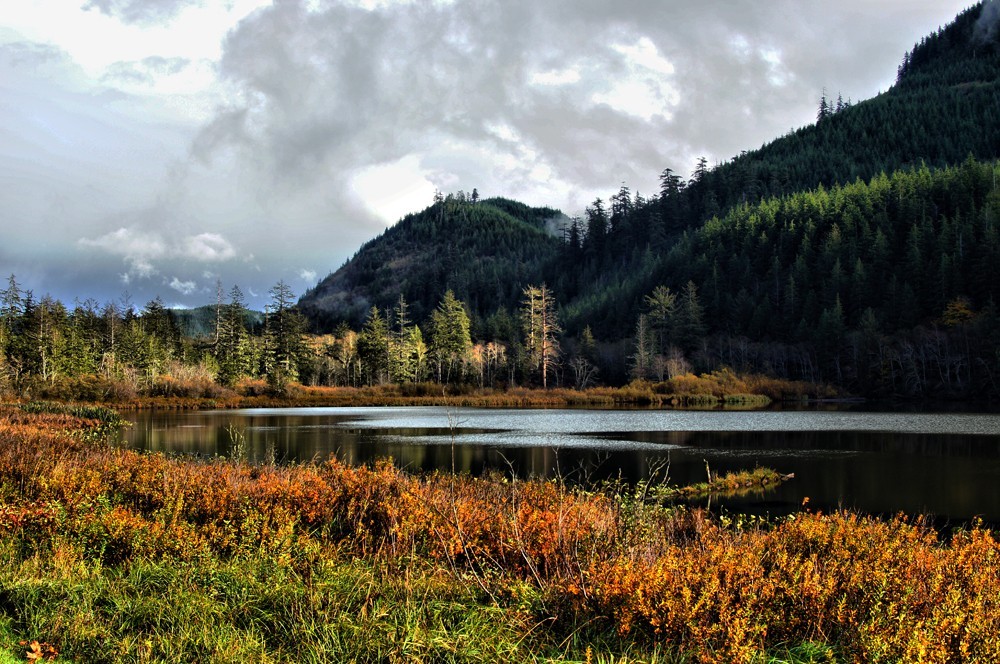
[8,368,833,411]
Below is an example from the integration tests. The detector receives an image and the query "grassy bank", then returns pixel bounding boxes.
[15,370,835,411]
[0,407,996,662]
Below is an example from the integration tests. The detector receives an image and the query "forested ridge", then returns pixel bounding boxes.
[2,2,999,400]
[546,0,1000,339]
[298,195,565,329]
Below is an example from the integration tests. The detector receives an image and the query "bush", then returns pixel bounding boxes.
[234,378,270,397]
[25,375,139,402]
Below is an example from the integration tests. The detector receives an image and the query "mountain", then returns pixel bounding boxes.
[298,196,567,329]
[553,0,1000,338]
[172,305,263,338]
[298,2,1000,395]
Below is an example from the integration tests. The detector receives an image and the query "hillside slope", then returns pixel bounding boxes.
[299,196,565,329]
[299,1,1000,396]
[556,1,1000,338]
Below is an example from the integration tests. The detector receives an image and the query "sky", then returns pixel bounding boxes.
[0,0,976,310]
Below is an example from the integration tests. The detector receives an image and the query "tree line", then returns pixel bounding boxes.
[561,158,1000,397]
[5,160,996,399]
[0,275,575,396]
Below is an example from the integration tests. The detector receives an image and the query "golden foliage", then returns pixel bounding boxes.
[1,406,997,661]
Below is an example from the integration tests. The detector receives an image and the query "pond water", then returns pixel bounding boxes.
[119,407,1000,523]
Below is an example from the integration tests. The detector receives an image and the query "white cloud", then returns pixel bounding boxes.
[78,227,166,277]
[351,155,438,225]
[760,48,790,86]
[4,0,270,72]
[181,232,237,262]
[592,79,677,122]
[298,268,317,283]
[168,276,196,294]
[613,37,674,76]
[591,36,679,121]
[78,228,238,279]
[529,67,581,86]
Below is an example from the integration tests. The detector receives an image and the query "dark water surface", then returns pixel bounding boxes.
[119,407,1000,523]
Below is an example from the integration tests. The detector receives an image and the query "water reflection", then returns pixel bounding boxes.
[119,407,1000,523]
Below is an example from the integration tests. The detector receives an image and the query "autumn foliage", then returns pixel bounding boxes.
[1,406,998,661]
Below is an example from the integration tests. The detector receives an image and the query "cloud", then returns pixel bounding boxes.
[202,0,940,204]
[81,0,201,26]
[181,233,237,261]
[78,227,166,277]
[168,276,196,294]
[102,55,191,85]
[0,41,68,69]
[78,227,238,279]
[298,268,317,284]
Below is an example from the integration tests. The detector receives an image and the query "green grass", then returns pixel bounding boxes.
[0,529,697,662]
[765,641,839,663]
[0,616,29,664]
[0,533,585,663]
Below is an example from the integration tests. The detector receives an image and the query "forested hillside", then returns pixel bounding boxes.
[295,1,1000,397]
[634,160,999,396]
[551,0,1000,337]
[298,195,565,329]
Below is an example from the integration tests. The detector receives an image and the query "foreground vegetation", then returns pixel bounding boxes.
[0,407,997,662]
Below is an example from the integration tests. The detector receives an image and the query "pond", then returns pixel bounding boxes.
[119,406,1000,523]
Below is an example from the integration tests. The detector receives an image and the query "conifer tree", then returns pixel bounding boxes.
[217,285,252,385]
[430,290,472,384]
[264,280,306,388]
[358,306,390,385]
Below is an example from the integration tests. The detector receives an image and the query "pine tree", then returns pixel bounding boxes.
[217,285,252,385]
[817,88,832,122]
[358,306,390,385]
[430,290,472,384]
[675,281,707,352]
[264,280,306,389]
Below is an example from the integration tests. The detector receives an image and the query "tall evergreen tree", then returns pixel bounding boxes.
[430,290,472,384]
[264,280,306,388]
[357,306,390,385]
[217,285,253,385]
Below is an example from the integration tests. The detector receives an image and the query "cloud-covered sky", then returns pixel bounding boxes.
[0,0,974,309]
